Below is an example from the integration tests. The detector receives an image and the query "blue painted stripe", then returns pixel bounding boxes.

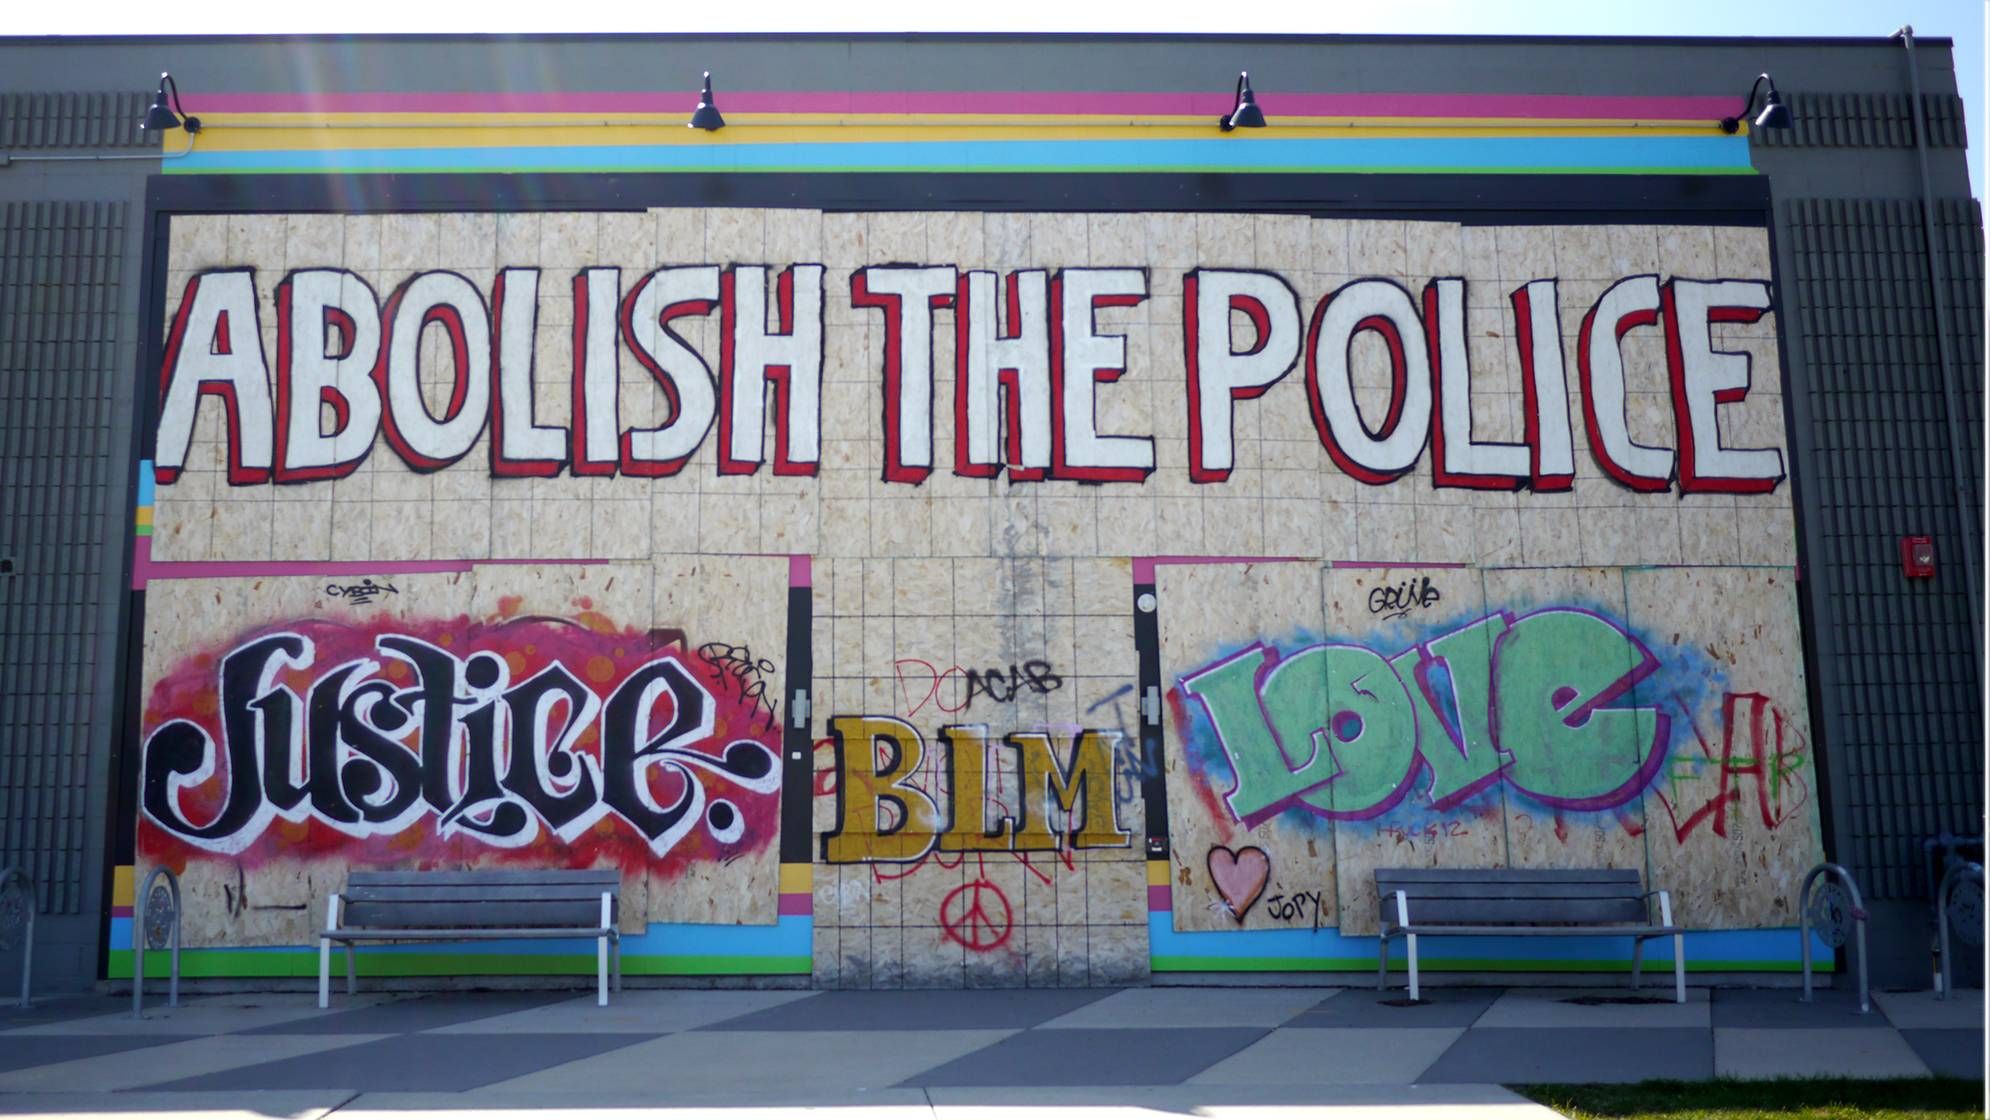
[137,461,155,508]
[171,136,1753,176]
[1147,913,1826,964]
[108,915,811,957]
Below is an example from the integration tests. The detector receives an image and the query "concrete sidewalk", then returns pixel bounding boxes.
[0,985,1979,1118]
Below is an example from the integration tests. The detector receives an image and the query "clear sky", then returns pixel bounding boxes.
[13,0,1983,193]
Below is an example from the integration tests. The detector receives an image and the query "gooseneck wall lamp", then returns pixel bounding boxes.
[1719,72,1789,134]
[1218,71,1266,132]
[688,72,725,131]
[142,72,201,135]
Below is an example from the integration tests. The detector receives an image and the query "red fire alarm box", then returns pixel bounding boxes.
[1902,535,1936,579]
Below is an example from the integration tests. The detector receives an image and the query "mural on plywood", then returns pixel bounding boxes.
[140,207,1801,984]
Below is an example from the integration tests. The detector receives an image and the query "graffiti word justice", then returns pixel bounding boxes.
[1179,607,1669,827]
[155,266,1782,495]
[141,632,780,856]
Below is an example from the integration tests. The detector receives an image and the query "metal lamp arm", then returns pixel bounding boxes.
[1720,74,1770,134]
[164,75,202,135]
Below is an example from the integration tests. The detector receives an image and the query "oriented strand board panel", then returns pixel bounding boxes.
[1158,561,1338,934]
[1628,566,1821,929]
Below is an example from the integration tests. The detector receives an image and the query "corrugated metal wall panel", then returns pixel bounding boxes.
[0,199,124,915]
[1784,195,1985,899]
[1758,92,1966,148]
[0,92,151,150]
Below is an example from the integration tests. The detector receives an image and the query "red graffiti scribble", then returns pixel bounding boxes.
[1654,691,1811,842]
[941,877,1013,951]
[893,658,970,718]
[811,736,838,796]
[137,612,781,878]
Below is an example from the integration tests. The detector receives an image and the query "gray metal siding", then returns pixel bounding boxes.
[1783,195,1985,900]
[1757,92,1968,149]
[0,199,125,915]
[0,92,152,150]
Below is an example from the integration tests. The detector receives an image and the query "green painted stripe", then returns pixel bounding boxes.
[109,949,807,979]
[1149,956,1822,973]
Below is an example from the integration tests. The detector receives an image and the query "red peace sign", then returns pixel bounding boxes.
[940,878,1013,951]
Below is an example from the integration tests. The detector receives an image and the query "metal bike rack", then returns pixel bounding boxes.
[1799,862,1869,1013]
[1936,860,1983,1000]
[132,866,182,1018]
[0,867,33,1009]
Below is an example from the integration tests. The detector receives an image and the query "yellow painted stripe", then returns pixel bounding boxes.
[1147,860,1171,887]
[779,863,813,894]
[135,508,153,528]
[113,864,134,907]
[181,121,1722,153]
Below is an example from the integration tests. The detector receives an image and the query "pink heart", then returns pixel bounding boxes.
[1207,845,1270,922]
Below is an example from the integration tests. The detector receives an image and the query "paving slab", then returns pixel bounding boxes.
[0,996,133,1031]
[700,989,1109,1031]
[139,1032,654,1092]
[1872,988,1984,1029]
[1037,987,1326,1030]
[341,1088,934,1117]
[481,1028,1014,1094]
[1710,987,1887,1028]
[1285,987,1498,1029]
[0,1036,197,1076]
[0,1033,388,1093]
[428,989,817,1034]
[1900,1029,1987,1078]
[925,1083,1563,1118]
[900,1027,1266,1087]
[240,991,575,1035]
[10,993,408,1037]
[0,1091,350,1118]
[1476,987,1709,1029]
[1421,1027,1714,1083]
[1714,1027,1932,1078]
[1188,1027,1463,1084]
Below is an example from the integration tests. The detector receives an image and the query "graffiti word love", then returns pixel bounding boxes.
[965,661,1063,707]
[1177,608,1669,828]
[696,641,780,732]
[1366,576,1441,620]
[141,631,780,857]
[325,579,398,606]
[820,715,1130,862]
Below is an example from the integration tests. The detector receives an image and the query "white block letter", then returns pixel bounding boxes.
[156,269,273,485]
[1662,278,1784,494]
[1052,268,1153,483]
[1427,277,1528,490]
[491,268,568,477]
[1185,269,1301,484]
[853,266,956,484]
[621,266,719,476]
[955,269,1051,481]
[1304,279,1432,485]
[1577,275,1673,492]
[720,264,824,476]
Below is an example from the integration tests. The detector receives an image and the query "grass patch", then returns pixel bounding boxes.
[1516,1078,1984,1120]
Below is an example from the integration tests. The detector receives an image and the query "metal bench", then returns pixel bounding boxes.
[320,869,622,1009]
[1377,867,1686,1003]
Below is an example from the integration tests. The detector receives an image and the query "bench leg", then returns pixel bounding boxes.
[346,944,357,996]
[1672,933,1686,1004]
[1377,935,1390,992]
[1630,937,1644,990]
[1406,933,1420,1002]
[318,939,331,1010]
[597,934,609,1007]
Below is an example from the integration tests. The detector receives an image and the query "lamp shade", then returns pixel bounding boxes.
[689,72,725,131]
[1754,85,1791,129]
[142,75,181,132]
[1220,71,1266,131]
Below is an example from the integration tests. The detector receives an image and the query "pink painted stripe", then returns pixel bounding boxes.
[180,90,1735,121]
[1132,555,1308,582]
[134,554,610,589]
[1148,885,1173,912]
[789,554,812,588]
[112,906,133,919]
[777,893,814,917]
[1330,560,1471,569]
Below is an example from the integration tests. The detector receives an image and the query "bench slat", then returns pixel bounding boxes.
[344,899,608,928]
[329,927,614,941]
[1373,881,1645,902]
[346,891,616,907]
[347,870,620,887]
[1382,897,1649,924]
[1376,868,1642,885]
[1386,924,1680,937]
